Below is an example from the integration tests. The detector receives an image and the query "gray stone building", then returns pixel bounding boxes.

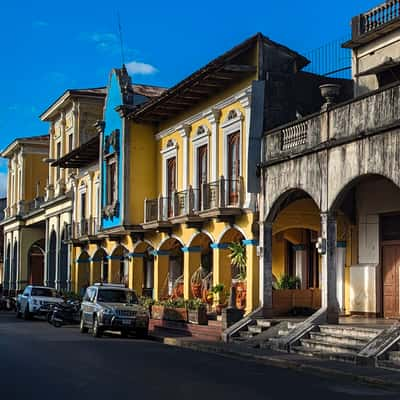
[259,0,400,325]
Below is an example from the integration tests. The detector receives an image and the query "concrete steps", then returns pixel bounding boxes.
[378,342,400,371]
[291,324,383,363]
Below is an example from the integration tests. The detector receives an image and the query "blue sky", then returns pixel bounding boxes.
[0,0,380,195]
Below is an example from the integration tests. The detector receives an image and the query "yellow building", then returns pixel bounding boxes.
[65,33,310,315]
[1,88,106,293]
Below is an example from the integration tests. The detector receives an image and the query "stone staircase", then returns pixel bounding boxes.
[291,325,383,363]
[377,341,400,370]
[232,319,299,343]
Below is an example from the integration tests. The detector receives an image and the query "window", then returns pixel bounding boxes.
[106,158,117,206]
[227,132,240,205]
[197,145,208,209]
[167,157,176,217]
[81,192,86,220]
[68,134,73,152]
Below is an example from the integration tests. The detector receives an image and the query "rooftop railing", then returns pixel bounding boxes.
[264,82,400,162]
[361,0,400,34]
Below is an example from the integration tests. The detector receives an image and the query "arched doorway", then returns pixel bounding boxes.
[266,189,322,316]
[91,248,108,285]
[330,174,400,318]
[58,229,68,290]
[109,245,129,285]
[47,231,57,287]
[188,233,213,300]
[217,228,246,309]
[158,238,183,299]
[28,240,45,286]
[76,251,90,295]
[133,241,154,297]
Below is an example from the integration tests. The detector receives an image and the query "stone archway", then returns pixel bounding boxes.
[4,243,10,293]
[155,238,184,300]
[132,241,155,298]
[109,245,129,285]
[76,251,90,294]
[28,240,45,286]
[90,248,108,285]
[329,173,400,318]
[11,242,18,294]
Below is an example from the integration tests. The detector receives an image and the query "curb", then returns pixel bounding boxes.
[159,337,400,392]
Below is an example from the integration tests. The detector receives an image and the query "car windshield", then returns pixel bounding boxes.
[97,289,138,304]
[31,288,56,297]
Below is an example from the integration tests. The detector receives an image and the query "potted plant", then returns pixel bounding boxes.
[211,284,226,315]
[187,298,208,325]
[228,242,247,310]
[190,265,206,298]
[162,298,188,322]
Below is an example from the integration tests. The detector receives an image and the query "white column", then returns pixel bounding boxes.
[179,125,191,190]
[294,245,308,289]
[336,241,346,313]
[320,212,339,324]
[208,109,221,182]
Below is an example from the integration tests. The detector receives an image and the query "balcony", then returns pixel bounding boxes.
[68,217,100,244]
[264,82,400,163]
[199,177,243,220]
[345,0,400,48]
[143,177,243,228]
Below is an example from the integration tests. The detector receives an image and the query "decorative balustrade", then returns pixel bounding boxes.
[361,0,400,34]
[143,177,243,224]
[265,82,400,161]
[281,121,308,151]
[26,196,45,213]
[202,176,242,210]
[70,217,99,239]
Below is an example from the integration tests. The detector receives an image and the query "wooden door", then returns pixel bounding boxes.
[228,132,240,205]
[167,157,176,217]
[197,145,207,209]
[382,244,400,318]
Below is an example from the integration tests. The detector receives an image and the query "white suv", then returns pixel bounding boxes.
[16,285,63,320]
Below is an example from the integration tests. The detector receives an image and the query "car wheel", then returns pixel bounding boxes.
[23,305,31,320]
[92,315,102,338]
[79,315,88,334]
[16,305,21,319]
[136,328,148,339]
[120,330,129,338]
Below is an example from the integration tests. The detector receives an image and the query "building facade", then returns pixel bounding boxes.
[259,0,400,322]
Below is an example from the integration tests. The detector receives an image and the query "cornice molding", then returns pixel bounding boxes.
[154,86,252,141]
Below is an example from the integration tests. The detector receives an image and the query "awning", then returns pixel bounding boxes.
[52,135,99,168]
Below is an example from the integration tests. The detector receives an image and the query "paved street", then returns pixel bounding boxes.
[0,312,397,400]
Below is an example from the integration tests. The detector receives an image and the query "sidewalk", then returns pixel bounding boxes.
[150,334,400,391]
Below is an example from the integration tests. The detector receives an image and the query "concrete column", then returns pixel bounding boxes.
[108,256,122,284]
[211,244,231,306]
[90,260,102,285]
[179,125,191,190]
[130,254,145,295]
[208,109,221,181]
[55,215,61,290]
[182,247,202,300]
[153,252,169,300]
[320,212,339,324]
[294,244,308,289]
[243,239,259,314]
[336,241,346,313]
[259,222,273,316]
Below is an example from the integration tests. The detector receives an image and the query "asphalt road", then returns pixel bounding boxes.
[0,312,398,400]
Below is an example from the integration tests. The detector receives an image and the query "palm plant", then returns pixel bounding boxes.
[228,242,247,281]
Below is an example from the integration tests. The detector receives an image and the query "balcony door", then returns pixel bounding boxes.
[197,145,208,210]
[227,132,240,205]
[167,157,176,217]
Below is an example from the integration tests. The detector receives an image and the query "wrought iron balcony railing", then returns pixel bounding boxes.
[68,217,100,240]
[143,177,243,224]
